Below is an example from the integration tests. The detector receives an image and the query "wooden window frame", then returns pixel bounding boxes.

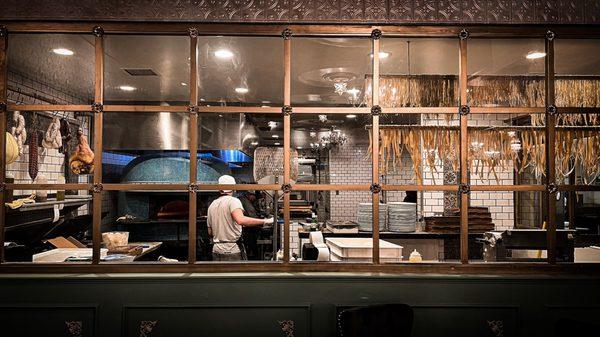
[0,23,599,274]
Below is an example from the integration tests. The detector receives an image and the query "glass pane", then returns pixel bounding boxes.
[379,38,459,107]
[380,113,458,186]
[3,190,93,263]
[8,34,94,105]
[471,190,551,262]
[468,39,545,107]
[5,110,93,189]
[555,120,600,186]
[101,190,188,263]
[102,112,190,183]
[104,35,189,105]
[292,38,372,107]
[381,189,465,263]
[290,189,374,263]
[555,39,600,107]
[468,113,546,186]
[197,37,283,107]
[570,193,600,263]
[198,113,284,184]
[291,113,370,184]
[200,189,281,262]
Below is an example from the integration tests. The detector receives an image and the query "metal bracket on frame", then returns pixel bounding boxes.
[459,105,470,116]
[546,30,555,41]
[459,29,469,40]
[282,28,292,40]
[188,183,199,193]
[0,26,7,37]
[547,183,558,194]
[282,105,292,116]
[91,183,103,194]
[188,105,198,114]
[370,183,381,194]
[188,27,199,38]
[371,29,382,40]
[281,184,292,194]
[459,183,470,194]
[92,102,103,113]
[546,105,558,116]
[371,105,381,116]
[92,26,104,37]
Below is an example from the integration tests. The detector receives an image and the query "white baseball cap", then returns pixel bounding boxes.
[218,175,236,193]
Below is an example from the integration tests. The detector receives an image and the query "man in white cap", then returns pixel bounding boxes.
[207,175,274,261]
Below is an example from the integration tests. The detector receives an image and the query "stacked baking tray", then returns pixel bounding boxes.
[326,237,403,263]
[357,203,387,232]
[387,202,416,232]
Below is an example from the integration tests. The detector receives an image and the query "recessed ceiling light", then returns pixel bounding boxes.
[235,87,249,94]
[215,49,234,59]
[200,98,205,102]
[274,142,281,146]
[218,114,223,117]
[346,114,357,119]
[119,85,136,91]
[297,146,303,149]
[52,48,74,56]
[261,105,270,108]
[251,141,259,146]
[369,51,390,59]
[272,134,279,138]
[526,51,546,59]
[268,121,277,129]
[181,82,187,86]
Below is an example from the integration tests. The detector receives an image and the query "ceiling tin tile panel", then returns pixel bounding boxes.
[0,0,599,24]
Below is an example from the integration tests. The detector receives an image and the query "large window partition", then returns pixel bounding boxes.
[0,23,599,273]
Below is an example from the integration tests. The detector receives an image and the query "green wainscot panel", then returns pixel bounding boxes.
[0,306,96,337]
[412,305,519,337]
[123,305,309,337]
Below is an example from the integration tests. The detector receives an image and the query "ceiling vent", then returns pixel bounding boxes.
[122,68,158,76]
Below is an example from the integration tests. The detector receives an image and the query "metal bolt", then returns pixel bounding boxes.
[371,29,382,40]
[371,105,382,116]
[92,26,104,37]
[282,28,292,40]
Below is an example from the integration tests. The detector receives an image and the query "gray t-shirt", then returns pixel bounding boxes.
[207,195,245,254]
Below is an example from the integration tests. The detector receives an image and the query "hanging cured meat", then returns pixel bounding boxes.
[42,117,62,149]
[28,115,39,181]
[69,128,94,174]
[59,118,72,154]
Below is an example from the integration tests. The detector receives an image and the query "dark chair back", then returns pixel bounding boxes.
[338,303,413,337]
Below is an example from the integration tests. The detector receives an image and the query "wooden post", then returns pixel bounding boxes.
[92,26,104,264]
[371,28,381,264]
[188,28,199,264]
[459,30,469,264]
[545,32,557,264]
[0,26,7,263]
[282,29,292,263]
